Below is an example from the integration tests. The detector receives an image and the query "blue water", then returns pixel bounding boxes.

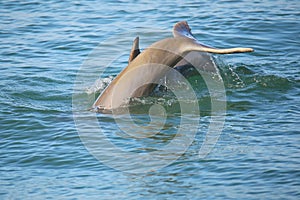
[1,0,300,199]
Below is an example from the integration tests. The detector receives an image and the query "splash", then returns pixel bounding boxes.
[85,76,114,95]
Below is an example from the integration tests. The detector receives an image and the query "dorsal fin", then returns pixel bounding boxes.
[173,21,196,40]
[128,36,141,63]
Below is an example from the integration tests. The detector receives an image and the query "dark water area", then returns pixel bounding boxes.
[1,0,299,199]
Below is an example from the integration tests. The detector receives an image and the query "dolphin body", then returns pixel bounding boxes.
[93,21,253,112]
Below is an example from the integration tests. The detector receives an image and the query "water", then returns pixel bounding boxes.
[1,0,300,199]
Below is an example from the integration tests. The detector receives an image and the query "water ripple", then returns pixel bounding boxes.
[1,0,299,199]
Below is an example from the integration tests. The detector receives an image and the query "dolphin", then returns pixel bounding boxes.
[93,21,253,112]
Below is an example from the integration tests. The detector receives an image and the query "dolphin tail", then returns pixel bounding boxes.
[173,21,254,54]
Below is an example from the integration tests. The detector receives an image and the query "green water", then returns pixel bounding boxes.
[1,0,299,199]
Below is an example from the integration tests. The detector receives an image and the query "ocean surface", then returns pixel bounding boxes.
[1,0,300,199]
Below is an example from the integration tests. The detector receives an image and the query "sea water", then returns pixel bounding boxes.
[1,0,299,199]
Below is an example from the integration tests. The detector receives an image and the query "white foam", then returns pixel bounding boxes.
[85,76,114,95]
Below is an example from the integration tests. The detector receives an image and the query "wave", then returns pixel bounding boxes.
[86,58,295,114]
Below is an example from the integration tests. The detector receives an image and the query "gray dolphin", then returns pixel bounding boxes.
[93,21,253,112]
